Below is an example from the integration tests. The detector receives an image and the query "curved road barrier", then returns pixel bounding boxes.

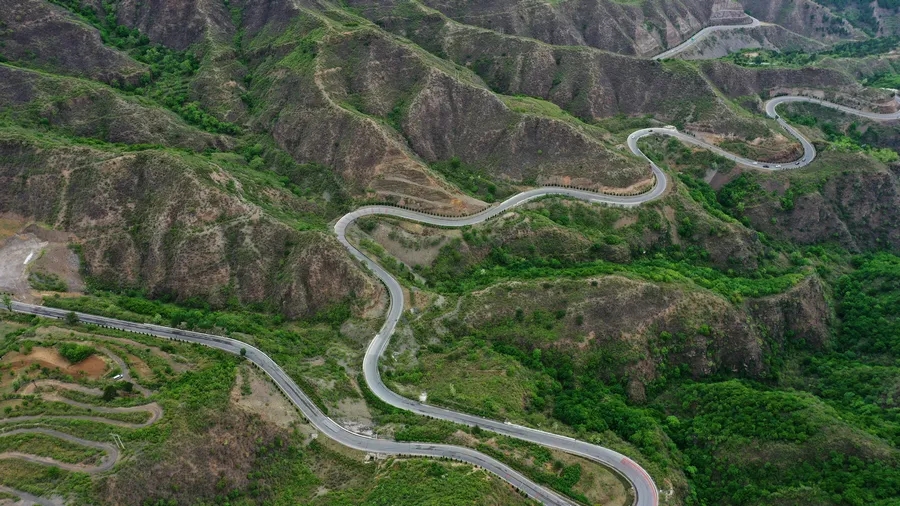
[10,95,900,506]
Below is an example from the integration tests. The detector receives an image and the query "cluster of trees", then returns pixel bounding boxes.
[729,36,899,68]
[667,380,900,506]
[56,343,96,364]
[835,253,900,354]
[782,111,900,163]
[431,158,503,202]
[46,0,240,135]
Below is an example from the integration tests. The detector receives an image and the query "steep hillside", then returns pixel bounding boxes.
[0,131,378,318]
[370,0,751,57]
[0,64,230,151]
[0,0,147,84]
[738,0,864,39]
[674,24,827,59]
[351,0,878,158]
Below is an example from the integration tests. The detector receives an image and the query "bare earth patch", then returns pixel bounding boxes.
[3,347,108,380]
[230,366,300,429]
[0,221,84,302]
[124,353,153,380]
[0,234,47,299]
[33,327,187,373]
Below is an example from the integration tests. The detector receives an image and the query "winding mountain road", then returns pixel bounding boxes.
[652,16,762,60]
[9,94,900,506]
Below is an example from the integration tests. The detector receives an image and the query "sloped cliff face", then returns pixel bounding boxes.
[396,0,747,56]
[744,163,900,252]
[450,273,829,402]
[350,0,864,138]
[0,0,893,318]
[0,65,230,152]
[738,0,868,39]
[0,0,147,84]
[115,0,235,50]
[0,136,379,318]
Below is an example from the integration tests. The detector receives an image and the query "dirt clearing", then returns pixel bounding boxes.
[124,353,153,380]
[3,347,108,380]
[230,366,300,428]
[0,221,83,301]
[0,234,47,297]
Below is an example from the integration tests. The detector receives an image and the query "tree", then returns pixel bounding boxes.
[102,385,118,401]
[1,294,11,312]
[240,347,247,358]
[65,311,79,325]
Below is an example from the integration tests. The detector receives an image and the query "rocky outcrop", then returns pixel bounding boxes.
[738,0,864,41]
[0,66,230,151]
[748,276,831,350]
[0,136,379,318]
[453,272,829,402]
[367,0,753,57]
[0,0,146,85]
[700,61,859,99]
[115,0,234,50]
[743,161,900,252]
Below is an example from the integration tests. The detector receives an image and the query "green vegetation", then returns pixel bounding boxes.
[396,251,900,506]
[44,0,240,135]
[835,253,900,355]
[0,433,102,464]
[779,109,899,162]
[55,343,96,364]
[42,292,361,408]
[430,157,511,203]
[28,272,68,292]
[359,459,530,505]
[419,236,803,303]
[728,37,900,68]
[663,379,900,506]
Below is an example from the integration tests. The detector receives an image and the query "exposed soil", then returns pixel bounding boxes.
[66,355,107,379]
[0,234,47,299]
[33,327,187,373]
[229,366,300,429]
[124,353,153,381]
[3,347,108,380]
[0,221,84,302]
[27,245,85,297]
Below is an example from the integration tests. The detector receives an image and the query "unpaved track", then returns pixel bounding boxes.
[10,95,900,506]
[0,352,163,490]
[0,428,118,473]
[15,380,162,427]
[0,485,62,506]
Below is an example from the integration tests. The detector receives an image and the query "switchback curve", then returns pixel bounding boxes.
[9,94,899,506]
[335,94,899,506]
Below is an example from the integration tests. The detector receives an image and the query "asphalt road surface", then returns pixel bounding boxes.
[652,16,762,60]
[9,95,900,506]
